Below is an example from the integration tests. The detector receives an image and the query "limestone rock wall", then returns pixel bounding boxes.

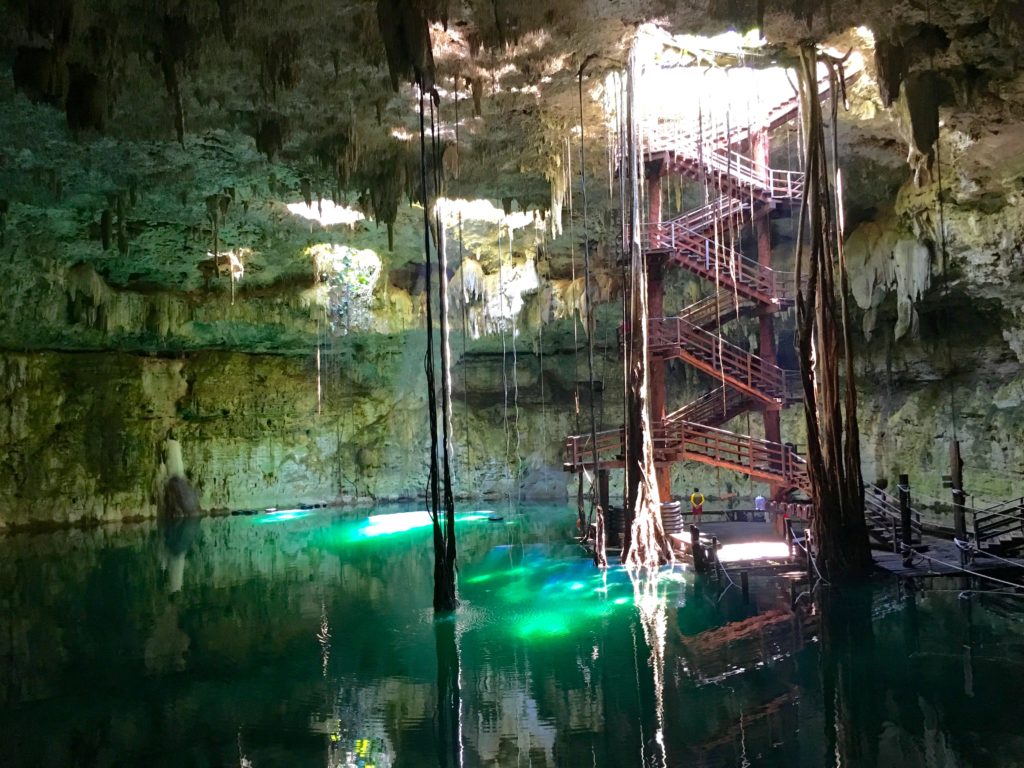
[0,341,599,529]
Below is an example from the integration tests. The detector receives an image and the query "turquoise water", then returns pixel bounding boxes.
[2,503,1024,767]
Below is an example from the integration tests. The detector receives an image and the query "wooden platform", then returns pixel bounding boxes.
[872,537,1024,580]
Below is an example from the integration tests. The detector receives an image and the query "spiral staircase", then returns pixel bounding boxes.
[563,77,815,500]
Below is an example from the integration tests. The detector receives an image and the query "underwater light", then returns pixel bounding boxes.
[254,509,313,524]
[361,511,434,537]
[357,510,494,538]
[515,613,571,640]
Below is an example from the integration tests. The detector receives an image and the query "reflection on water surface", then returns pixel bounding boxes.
[1,504,1023,766]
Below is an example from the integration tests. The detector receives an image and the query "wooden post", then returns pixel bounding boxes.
[690,524,705,574]
[899,473,913,567]
[804,529,814,579]
[576,471,585,531]
[951,440,966,565]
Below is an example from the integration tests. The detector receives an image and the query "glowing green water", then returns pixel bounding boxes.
[2,504,1024,766]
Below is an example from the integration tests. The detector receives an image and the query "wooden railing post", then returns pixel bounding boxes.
[803,528,813,578]
[690,524,706,574]
[899,473,913,566]
[950,440,967,564]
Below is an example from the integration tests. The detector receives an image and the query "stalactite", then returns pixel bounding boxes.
[115,191,128,255]
[546,153,566,238]
[471,76,483,116]
[100,208,112,250]
[65,64,107,135]
[257,32,300,100]
[377,0,437,92]
[157,9,193,145]
[205,193,222,278]
[254,115,286,160]
[215,0,238,43]
[793,44,871,582]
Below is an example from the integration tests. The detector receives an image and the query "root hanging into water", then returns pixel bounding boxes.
[629,569,669,768]
[622,38,672,570]
[793,44,871,582]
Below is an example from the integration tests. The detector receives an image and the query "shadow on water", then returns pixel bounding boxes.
[817,586,881,767]
[3,504,1024,766]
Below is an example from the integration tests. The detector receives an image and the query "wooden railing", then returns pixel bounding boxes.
[648,316,799,404]
[645,124,804,201]
[971,499,1024,550]
[563,419,809,491]
[642,218,796,306]
[677,290,753,330]
[865,486,923,550]
[662,197,750,235]
[665,385,749,428]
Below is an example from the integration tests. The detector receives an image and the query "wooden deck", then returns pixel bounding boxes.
[873,538,1024,580]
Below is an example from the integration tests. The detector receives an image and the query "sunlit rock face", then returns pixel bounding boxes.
[3,0,1024,524]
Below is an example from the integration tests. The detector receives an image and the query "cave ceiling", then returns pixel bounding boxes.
[1,0,1023,306]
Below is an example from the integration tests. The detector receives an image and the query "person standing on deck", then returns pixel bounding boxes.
[690,488,705,522]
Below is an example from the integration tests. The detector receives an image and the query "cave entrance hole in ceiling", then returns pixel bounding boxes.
[287,200,366,228]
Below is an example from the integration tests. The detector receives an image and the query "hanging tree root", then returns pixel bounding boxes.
[622,38,672,571]
[793,44,872,582]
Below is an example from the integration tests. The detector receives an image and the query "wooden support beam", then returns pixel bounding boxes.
[899,473,913,567]
[950,440,966,565]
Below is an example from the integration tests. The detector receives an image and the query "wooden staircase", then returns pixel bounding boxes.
[564,58,822,499]
[563,420,810,492]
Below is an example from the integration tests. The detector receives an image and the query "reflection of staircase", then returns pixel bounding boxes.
[564,59,823,499]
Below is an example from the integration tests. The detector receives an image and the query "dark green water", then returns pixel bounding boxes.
[2,504,1024,767]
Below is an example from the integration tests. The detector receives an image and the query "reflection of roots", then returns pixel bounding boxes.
[675,607,818,684]
[698,689,800,753]
[631,572,668,767]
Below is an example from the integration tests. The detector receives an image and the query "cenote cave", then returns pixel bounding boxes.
[5,1,1024,766]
